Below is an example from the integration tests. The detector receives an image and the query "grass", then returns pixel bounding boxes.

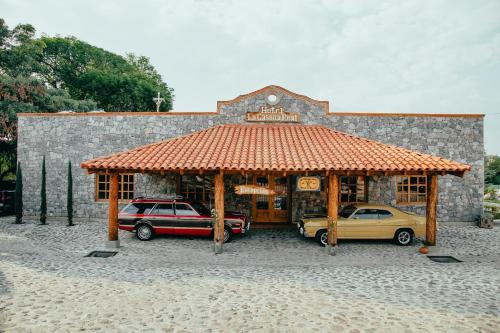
[484,199,500,204]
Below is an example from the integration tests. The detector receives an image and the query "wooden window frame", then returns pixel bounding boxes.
[339,176,367,204]
[396,175,427,205]
[177,175,214,203]
[95,173,135,202]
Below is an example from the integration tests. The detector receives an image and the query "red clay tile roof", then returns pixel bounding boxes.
[80,124,471,175]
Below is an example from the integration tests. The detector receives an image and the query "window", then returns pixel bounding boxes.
[152,203,174,215]
[96,173,135,201]
[122,202,155,215]
[376,210,393,219]
[396,176,427,204]
[340,204,358,218]
[175,203,198,216]
[190,202,211,216]
[340,176,366,203]
[352,209,379,219]
[178,175,214,203]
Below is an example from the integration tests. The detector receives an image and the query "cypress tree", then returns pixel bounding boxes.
[67,160,73,226]
[40,156,47,225]
[14,162,23,224]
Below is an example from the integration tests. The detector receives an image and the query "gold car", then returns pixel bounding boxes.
[297,204,426,246]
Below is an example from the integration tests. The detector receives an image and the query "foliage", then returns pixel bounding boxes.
[210,208,219,242]
[40,156,46,225]
[0,75,97,181]
[484,185,497,197]
[67,160,73,226]
[1,18,173,181]
[485,155,500,185]
[35,36,173,111]
[14,162,22,224]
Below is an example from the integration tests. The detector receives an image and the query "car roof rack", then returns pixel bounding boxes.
[133,195,183,201]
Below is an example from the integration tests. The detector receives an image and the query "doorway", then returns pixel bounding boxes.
[252,175,290,223]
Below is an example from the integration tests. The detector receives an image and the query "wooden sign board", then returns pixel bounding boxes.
[246,106,300,123]
[235,185,276,196]
[297,176,321,191]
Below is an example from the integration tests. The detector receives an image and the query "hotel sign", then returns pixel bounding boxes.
[235,185,276,196]
[246,106,300,123]
[297,176,321,192]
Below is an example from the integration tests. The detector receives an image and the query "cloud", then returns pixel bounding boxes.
[2,0,500,152]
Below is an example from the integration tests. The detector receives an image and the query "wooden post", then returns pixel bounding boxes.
[426,175,438,246]
[214,171,225,254]
[107,172,119,248]
[326,174,339,255]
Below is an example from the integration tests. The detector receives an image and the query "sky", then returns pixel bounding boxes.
[2,0,500,154]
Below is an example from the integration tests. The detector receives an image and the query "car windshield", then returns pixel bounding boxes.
[339,204,357,218]
[189,202,211,216]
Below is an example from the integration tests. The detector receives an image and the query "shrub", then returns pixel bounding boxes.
[67,160,73,226]
[14,162,23,224]
[40,156,47,225]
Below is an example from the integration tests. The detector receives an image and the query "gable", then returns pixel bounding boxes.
[216,85,329,122]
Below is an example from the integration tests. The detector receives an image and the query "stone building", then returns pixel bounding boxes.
[17,85,483,223]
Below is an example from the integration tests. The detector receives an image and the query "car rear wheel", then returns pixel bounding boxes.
[315,229,328,247]
[136,224,154,241]
[224,226,233,243]
[394,229,413,246]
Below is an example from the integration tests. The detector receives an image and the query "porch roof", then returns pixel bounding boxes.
[80,124,471,176]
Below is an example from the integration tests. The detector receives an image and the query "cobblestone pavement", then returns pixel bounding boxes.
[0,217,499,332]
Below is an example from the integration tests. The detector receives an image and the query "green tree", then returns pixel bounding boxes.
[485,155,500,185]
[1,19,174,180]
[40,156,47,225]
[0,75,96,181]
[37,36,174,111]
[14,162,22,224]
[0,20,45,77]
[67,160,73,226]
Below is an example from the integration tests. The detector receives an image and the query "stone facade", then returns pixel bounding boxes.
[17,86,483,222]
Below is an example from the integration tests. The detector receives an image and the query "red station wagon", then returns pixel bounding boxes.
[118,197,249,242]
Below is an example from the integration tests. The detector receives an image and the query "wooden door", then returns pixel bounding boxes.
[252,175,289,223]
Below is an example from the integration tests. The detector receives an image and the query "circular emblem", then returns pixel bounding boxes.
[265,91,281,105]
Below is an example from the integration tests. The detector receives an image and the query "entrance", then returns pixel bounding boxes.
[252,175,290,223]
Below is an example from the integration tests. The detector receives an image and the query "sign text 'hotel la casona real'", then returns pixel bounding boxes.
[246,106,300,123]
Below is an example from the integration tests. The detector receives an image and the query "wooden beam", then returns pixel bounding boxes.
[327,174,339,254]
[426,175,438,246]
[214,170,225,254]
[108,173,119,245]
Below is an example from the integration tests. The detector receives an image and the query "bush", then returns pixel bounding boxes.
[40,156,47,225]
[67,160,73,226]
[14,162,23,224]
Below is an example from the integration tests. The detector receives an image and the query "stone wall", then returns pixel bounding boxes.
[17,86,483,222]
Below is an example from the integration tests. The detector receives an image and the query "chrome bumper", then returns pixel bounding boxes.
[297,222,308,237]
[242,221,251,234]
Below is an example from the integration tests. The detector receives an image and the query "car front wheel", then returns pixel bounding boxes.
[315,229,328,247]
[394,229,413,246]
[136,224,154,241]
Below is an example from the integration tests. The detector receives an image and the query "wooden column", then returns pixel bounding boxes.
[214,171,225,254]
[426,175,438,246]
[327,174,339,253]
[107,173,119,246]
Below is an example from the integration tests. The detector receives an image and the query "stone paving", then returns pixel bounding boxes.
[0,217,498,332]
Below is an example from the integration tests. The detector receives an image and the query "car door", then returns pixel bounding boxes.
[119,202,156,229]
[341,209,382,239]
[149,203,175,235]
[375,209,398,239]
[174,203,211,236]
